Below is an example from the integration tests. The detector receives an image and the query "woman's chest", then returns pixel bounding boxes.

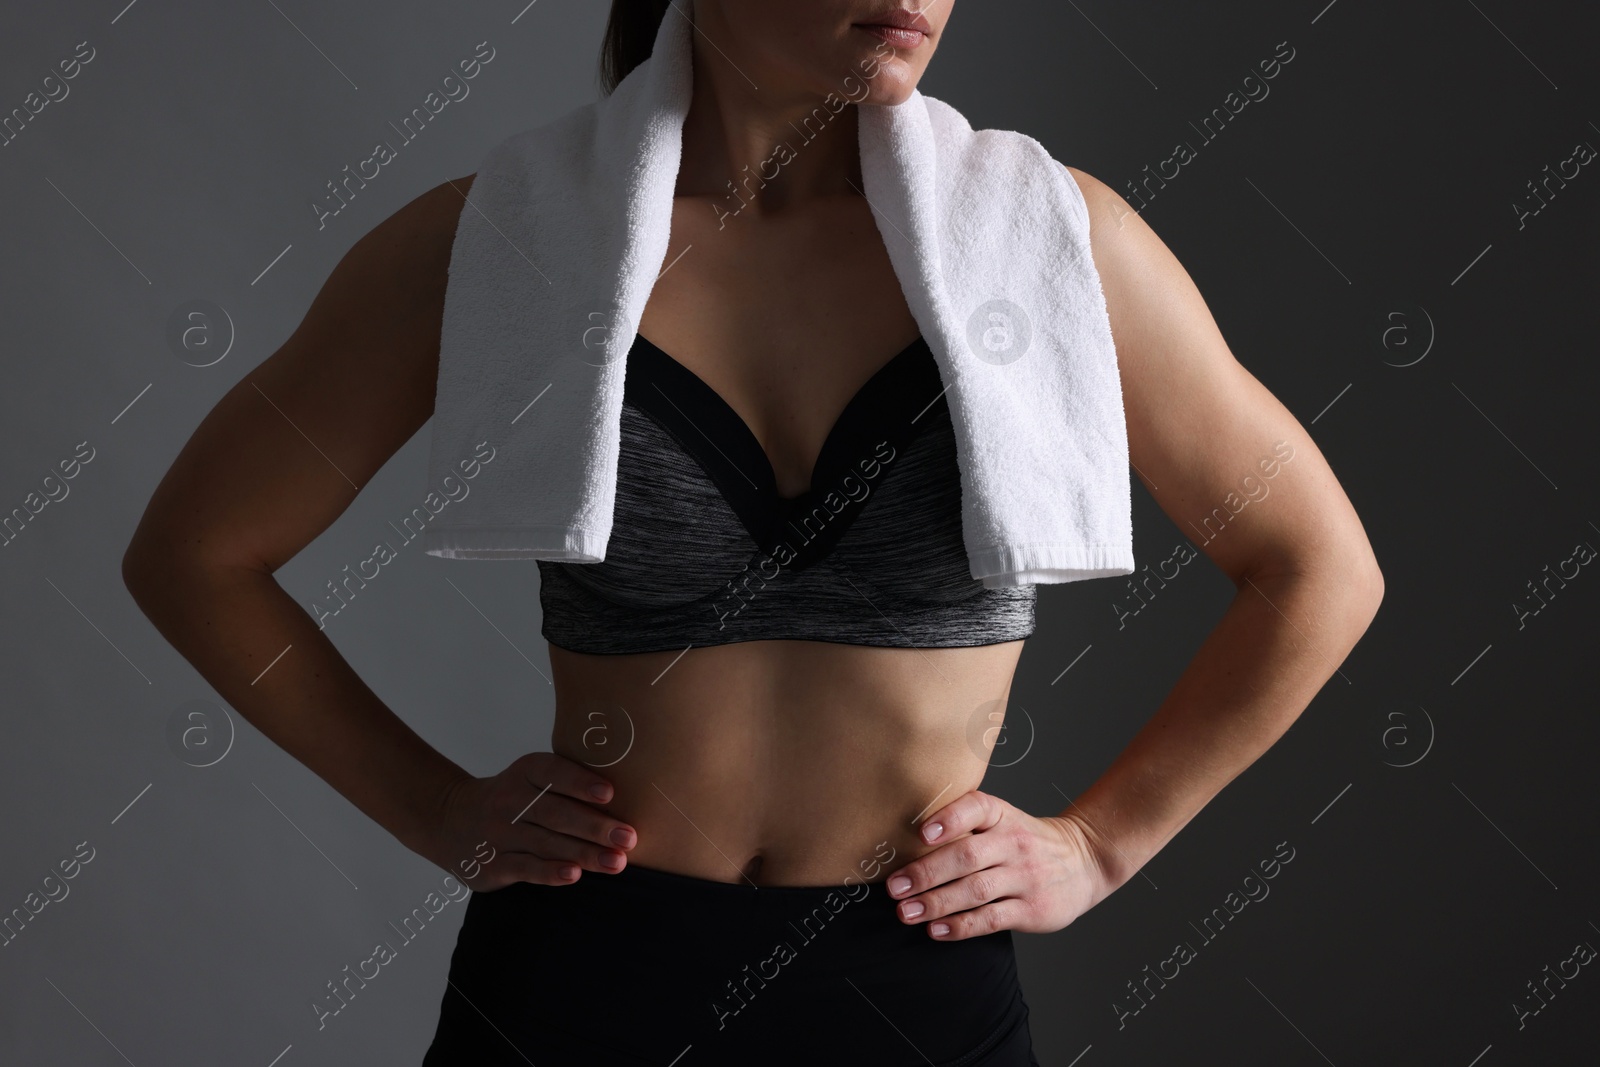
[638,194,922,498]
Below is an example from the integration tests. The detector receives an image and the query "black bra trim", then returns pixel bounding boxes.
[623,333,951,572]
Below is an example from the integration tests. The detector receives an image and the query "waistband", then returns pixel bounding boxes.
[611,859,884,897]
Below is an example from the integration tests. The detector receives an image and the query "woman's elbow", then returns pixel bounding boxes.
[1332,543,1385,632]
[1356,553,1385,617]
[120,526,169,610]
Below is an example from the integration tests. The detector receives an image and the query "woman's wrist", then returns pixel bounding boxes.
[1046,810,1128,904]
[1053,784,1189,895]
[392,760,476,855]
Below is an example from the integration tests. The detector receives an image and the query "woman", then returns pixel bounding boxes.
[122,1,1384,1064]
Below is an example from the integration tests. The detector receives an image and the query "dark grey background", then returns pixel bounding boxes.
[2,0,1596,1064]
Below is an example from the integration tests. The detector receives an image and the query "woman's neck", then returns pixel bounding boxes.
[676,33,864,212]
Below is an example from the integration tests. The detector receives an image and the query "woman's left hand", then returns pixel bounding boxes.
[883,790,1121,940]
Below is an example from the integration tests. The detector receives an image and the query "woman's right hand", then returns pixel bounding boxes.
[412,752,637,891]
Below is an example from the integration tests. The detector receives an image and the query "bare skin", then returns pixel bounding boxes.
[123,0,1383,942]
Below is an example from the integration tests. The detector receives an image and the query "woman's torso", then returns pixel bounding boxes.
[546,192,1029,886]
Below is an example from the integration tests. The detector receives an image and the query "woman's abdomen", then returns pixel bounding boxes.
[547,638,1025,886]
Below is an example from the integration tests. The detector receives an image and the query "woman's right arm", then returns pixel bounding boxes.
[121,175,635,888]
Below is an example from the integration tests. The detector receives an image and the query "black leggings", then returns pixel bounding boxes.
[422,861,1039,1066]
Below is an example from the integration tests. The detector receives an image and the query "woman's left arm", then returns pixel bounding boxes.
[885,166,1385,940]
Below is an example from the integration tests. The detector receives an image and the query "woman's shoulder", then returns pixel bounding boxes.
[1057,164,1166,278]
[1060,166,1130,231]
[342,173,478,295]
[294,172,480,373]
[402,173,477,238]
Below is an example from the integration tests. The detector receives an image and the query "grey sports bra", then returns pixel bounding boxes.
[536,333,1038,654]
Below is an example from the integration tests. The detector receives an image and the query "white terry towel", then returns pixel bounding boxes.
[422,0,1134,588]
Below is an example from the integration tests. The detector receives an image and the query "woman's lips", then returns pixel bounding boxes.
[854,23,928,48]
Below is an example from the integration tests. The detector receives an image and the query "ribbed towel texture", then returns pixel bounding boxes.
[422,0,1134,587]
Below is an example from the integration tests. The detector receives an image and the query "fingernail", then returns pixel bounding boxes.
[609,826,634,847]
[930,922,949,937]
[561,865,580,880]
[888,876,912,897]
[589,783,612,801]
[923,822,943,842]
[600,851,624,870]
[900,901,924,920]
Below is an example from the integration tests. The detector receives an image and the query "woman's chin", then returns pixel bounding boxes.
[847,64,920,106]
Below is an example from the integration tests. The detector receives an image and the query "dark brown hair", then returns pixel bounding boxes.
[599,0,674,95]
